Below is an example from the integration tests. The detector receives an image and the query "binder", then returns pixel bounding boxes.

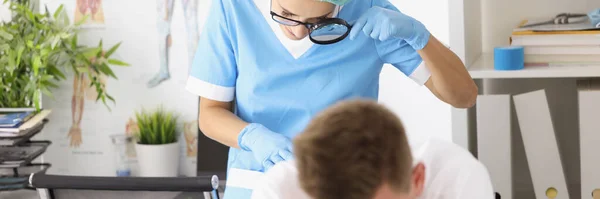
[513,90,569,199]
[578,79,600,199]
[476,95,512,199]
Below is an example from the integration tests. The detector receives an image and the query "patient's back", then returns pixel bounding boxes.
[250,138,494,199]
[250,160,310,199]
[413,138,493,199]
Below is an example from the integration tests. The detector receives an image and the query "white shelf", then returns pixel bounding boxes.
[468,54,600,79]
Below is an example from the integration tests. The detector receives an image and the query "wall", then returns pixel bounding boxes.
[380,0,452,147]
[0,2,9,22]
[478,0,600,198]
[36,0,204,177]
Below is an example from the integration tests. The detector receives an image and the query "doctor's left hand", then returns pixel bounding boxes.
[349,6,431,50]
[238,123,295,171]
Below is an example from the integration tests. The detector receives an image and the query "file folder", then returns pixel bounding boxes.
[513,90,569,199]
[578,79,600,199]
[476,95,512,199]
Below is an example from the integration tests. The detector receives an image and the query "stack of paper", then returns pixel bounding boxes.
[511,19,600,67]
[0,111,34,128]
[0,109,51,137]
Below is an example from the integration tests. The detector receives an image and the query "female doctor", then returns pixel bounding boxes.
[185,0,477,198]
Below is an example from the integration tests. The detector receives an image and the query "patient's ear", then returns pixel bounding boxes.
[410,162,426,197]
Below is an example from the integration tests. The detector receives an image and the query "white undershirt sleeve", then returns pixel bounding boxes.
[409,61,432,86]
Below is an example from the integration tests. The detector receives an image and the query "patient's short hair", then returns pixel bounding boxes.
[294,99,413,199]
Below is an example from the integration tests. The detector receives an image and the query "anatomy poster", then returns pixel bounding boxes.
[38,0,210,177]
[149,0,199,88]
[74,0,105,28]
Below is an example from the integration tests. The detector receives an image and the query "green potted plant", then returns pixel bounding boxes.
[0,0,128,110]
[134,105,180,177]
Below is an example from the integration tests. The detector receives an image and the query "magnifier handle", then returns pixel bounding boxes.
[348,20,357,27]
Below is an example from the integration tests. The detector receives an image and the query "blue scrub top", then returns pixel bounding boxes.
[185,0,431,198]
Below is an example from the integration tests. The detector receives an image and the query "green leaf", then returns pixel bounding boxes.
[75,66,90,74]
[53,5,63,19]
[74,14,89,26]
[0,30,13,40]
[104,42,121,58]
[32,55,41,76]
[56,52,69,66]
[106,94,115,103]
[82,47,101,58]
[7,50,16,72]
[96,63,116,78]
[51,36,60,49]
[33,90,40,112]
[48,65,66,79]
[42,75,54,81]
[15,45,24,67]
[0,44,9,51]
[43,80,59,89]
[71,35,78,49]
[41,86,54,99]
[107,59,129,66]
[133,106,178,145]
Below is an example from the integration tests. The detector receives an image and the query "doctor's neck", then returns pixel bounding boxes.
[271,0,336,40]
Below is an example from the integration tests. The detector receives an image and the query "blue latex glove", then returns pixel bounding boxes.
[238,123,294,171]
[589,8,600,28]
[349,6,431,50]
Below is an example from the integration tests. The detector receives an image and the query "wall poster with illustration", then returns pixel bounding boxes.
[74,0,105,28]
[38,0,209,177]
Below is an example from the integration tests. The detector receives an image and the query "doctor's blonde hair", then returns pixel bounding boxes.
[294,99,413,199]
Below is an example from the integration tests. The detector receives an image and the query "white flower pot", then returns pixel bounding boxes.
[135,142,180,177]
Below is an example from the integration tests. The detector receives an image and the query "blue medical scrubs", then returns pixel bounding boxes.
[185,0,431,198]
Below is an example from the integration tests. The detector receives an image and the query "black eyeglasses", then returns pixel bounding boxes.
[270,11,351,45]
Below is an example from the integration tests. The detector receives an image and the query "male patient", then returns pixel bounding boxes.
[250,99,494,199]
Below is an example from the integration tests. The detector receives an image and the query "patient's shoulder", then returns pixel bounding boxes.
[417,138,475,161]
[417,139,494,198]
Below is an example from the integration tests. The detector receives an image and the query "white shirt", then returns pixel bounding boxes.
[250,138,494,199]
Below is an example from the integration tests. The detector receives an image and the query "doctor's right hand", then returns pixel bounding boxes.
[238,123,294,171]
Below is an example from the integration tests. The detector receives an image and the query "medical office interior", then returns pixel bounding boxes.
[0,0,599,198]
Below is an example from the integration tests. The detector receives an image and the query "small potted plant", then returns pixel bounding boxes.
[133,106,180,177]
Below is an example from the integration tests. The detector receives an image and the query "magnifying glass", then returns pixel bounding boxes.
[271,11,352,45]
[308,18,352,45]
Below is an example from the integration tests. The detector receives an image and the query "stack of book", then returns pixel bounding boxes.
[0,108,51,145]
[511,19,600,67]
[0,108,52,192]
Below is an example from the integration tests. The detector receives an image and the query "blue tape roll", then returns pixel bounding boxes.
[494,46,524,71]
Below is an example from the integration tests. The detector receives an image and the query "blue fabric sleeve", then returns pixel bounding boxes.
[371,0,424,77]
[186,0,237,101]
